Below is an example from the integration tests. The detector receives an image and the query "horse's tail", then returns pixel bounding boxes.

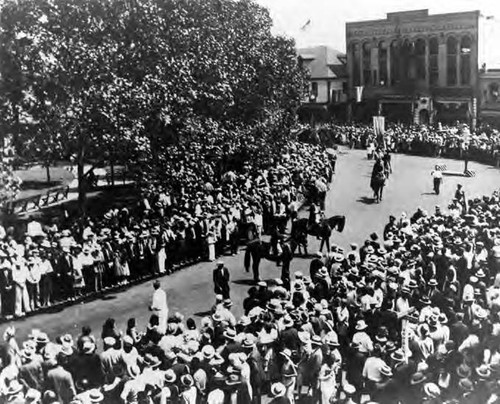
[337,215,346,233]
[244,245,252,272]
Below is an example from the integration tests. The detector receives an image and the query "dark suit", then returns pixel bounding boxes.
[309,258,323,282]
[213,266,230,299]
[45,365,76,404]
[280,243,293,290]
[56,253,74,299]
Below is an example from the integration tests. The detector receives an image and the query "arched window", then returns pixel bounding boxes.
[378,41,388,86]
[429,37,439,86]
[362,42,371,85]
[460,36,472,85]
[415,38,426,80]
[352,43,361,86]
[447,36,458,86]
[390,40,400,85]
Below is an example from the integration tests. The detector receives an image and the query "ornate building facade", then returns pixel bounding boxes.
[346,9,479,125]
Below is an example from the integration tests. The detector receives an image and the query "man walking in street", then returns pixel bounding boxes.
[149,280,169,334]
[431,165,443,195]
[213,260,230,300]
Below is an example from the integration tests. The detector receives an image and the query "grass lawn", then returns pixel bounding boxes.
[15,166,75,200]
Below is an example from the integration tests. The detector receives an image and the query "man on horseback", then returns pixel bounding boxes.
[308,203,320,229]
[370,158,386,203]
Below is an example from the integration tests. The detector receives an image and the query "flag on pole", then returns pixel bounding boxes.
[355,86,364,103]
[300,19,311,31]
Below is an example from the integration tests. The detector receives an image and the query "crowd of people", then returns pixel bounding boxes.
[1,185,500,403]
[313,122,500,167]
[0,140,335,319]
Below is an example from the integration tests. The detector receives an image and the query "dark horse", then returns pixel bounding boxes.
[290,215,346,254]
[244,239,278,283]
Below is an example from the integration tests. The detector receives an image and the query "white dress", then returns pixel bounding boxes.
[318,364,337,404]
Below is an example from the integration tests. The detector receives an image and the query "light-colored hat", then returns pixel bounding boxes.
[202,345,215,360]
[88,389,104,403]
[423,383,441,399]
[355,319,368,330]
[270,382,286,397]
[164,369,177,383]
[103,337,116,347]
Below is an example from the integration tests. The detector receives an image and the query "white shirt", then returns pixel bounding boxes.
[39,259,54,275]
[431,171,443,179]
[151,289,168,313]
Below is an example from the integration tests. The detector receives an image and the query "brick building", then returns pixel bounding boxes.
[346,9,480,125]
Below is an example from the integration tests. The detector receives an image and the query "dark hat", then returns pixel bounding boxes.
[410,372,427,385]
[181,374,194,388]
[223,329,237,340]
[458,378,474,392]
[226,373,241,386]
[242,338,255,349]
[457,364,471,379]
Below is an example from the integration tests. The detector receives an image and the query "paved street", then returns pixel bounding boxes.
[5,148,500,341]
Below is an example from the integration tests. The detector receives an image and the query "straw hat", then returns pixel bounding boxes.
[270,383,286,397]
[423,383,441,399]
[181,374,194,388]
[380,365,393,377]
[164,369,177,383]
[355,319,368,330]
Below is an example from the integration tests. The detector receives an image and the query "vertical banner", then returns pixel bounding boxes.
[471,97,477,133]
[355,86,364,103]
[373,116,385,147]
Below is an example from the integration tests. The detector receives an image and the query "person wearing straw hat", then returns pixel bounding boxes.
[119,364,144,404]
[4,379,24,402]
[298,335,323,400]
[180,374,197,404]
[280,349,297,404]
[45,352,77,404]
[268,382,288,404]
[318,355,337,404]
[19,348,44,391]
[352,320,373,354]
[206,372,226,404]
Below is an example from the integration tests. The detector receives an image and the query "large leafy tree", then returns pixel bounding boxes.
[0,0,306,213]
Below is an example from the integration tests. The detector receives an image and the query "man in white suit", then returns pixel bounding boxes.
[149,280,168,333]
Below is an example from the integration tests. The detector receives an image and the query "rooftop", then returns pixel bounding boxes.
[297,46,347,79]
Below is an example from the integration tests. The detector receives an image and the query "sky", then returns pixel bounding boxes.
[256,0,500,68]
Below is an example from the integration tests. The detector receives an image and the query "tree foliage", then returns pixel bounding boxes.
[0,0,306,208]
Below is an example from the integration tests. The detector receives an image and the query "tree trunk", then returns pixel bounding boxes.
[45,164,51,184]
[77,138,86,217]
[110,158,115,186]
